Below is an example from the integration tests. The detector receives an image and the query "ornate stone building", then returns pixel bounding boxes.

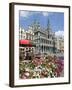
[30,20,57,54]
[56,36,64,53]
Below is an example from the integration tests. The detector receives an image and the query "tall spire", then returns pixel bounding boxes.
[47,19,51,31]
[32,20,40,31]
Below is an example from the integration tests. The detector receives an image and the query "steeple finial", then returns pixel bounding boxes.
[32,19,40,31]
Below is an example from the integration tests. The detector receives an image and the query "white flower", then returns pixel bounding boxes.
[33,72,37,76]
[42,68,46,71]
[25,68,30,71]
[25,72,30,77]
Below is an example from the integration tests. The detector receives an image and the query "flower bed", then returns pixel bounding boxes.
[19,56,64,79]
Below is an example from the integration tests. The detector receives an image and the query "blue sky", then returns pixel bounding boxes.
[19,11,64,36]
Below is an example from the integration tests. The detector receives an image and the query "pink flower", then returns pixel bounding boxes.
[21,71,30,79]
[55,59,64,77]
[21,74,27,79]
[32,58,44,66]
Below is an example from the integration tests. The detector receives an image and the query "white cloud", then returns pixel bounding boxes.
[42,12,49,16]
[20,11,30,18]
[20,11,50,18]
[55,30,64,37]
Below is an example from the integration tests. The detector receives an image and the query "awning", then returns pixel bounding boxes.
[19,40,36,47]
[20,40,30,45]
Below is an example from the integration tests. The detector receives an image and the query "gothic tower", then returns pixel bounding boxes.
[47,19,51,38]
